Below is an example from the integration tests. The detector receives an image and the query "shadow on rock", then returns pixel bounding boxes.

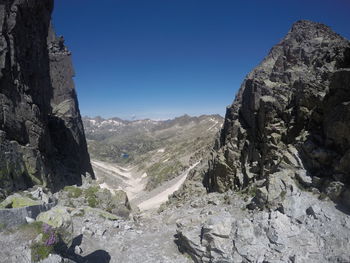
[81,250,111,263]
[70,234,83,249]
[59,234,111,263]
[335,204,350,216]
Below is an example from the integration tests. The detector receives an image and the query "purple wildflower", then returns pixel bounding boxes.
[42,223,57,246]
[45,232,57,246]
[42,223,52,234]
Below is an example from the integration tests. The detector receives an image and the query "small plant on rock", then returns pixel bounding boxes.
[84,186,99,208]
[0,223,6,232]
[63,186,83,198]
[30,223,59,262]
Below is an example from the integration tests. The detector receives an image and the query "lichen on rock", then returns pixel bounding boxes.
[0,194,41,209]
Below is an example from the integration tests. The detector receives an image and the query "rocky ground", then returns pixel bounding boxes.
[171,183,350,262]
[2,176,350,263]
[0,181,190,263]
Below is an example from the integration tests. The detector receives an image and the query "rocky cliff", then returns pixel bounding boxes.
[205,20,350,207]
[170,21,350,263]
[0,0,94,198]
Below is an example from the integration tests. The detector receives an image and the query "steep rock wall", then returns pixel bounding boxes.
[205,20,350,206]
[0,0,94,198]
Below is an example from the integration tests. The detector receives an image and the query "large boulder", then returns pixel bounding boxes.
[175,212,233,262]
[0,194,42,209]
[30,187,54,204]
[57,185,131,218]
[175,200,350,263]
[36,206,73,245]
[231,211,322,262]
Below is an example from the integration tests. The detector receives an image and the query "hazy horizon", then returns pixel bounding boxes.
[83,112,225,121]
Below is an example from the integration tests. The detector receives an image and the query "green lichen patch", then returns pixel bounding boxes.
[246,186,258,197]
[31,242,53,262]
[280,190,287,200]
[24,160,42,186]
[36,207,71,230]
[83,186,99,208]
[238,185,258,198]
[0,194,41,209]
[63,185,83,198]
[0,223,7,232]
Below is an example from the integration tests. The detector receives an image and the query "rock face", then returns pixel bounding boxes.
[205,20,350,206]
[0,0,93,198]
[173,187,350,263]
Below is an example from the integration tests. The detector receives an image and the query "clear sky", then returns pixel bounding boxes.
[53,0,350,120]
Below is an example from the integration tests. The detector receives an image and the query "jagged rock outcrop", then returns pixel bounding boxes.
[205,20,350,207]
[175,192,350,263]
[0,0,93,198]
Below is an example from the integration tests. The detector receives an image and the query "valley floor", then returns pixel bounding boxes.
[91,159,199,212]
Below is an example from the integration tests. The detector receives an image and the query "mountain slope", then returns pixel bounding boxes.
[83,115,223,190]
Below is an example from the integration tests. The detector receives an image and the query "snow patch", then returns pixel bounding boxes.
[138,162,200,211]
[207,121,219,131]
[92,160,145,200]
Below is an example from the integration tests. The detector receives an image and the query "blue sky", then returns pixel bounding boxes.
[53,0,350,120]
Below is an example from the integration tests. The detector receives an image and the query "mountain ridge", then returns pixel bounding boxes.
[207,19,350,196]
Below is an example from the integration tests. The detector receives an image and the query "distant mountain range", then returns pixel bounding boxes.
[83,114,223,139]
[83,114,224,190]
